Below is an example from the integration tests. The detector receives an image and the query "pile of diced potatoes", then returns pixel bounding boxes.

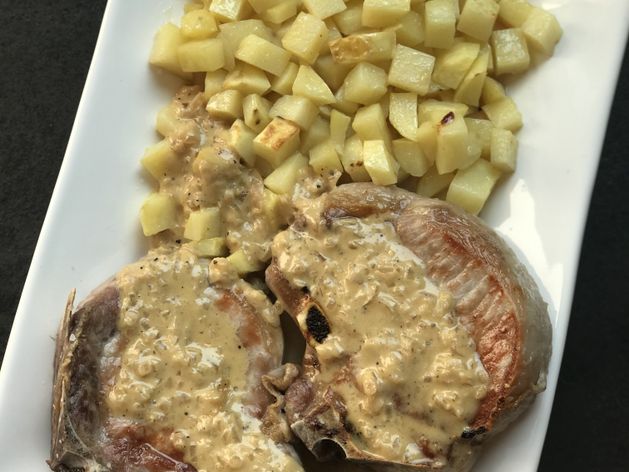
[147,0,561,217]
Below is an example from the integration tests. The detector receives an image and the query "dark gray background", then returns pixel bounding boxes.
[0,2,627,470]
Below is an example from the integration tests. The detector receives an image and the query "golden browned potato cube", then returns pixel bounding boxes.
[329,31,396,64]
[263,152,309,194]
[302,0,346,19]
[192,237,228,258]
[204,70,228,100]
[177,38,225,72]
[141,139,178,180]
[352,103,391,145]
[418,99,469,124]
[149,23,189,77]
[282,12,328,64]
[363,140,399,185]
[521,7,562,56]
[314,55,353,92]
[184,207,222,241]
[394,10,425,47]
[333,85,360,115]
[226,249,264,274]
[223,63,271,95]
[343,62,388,105]
[393,138,431,177]
[309,139,344,174]
[209,0,251,22]
[293,65,336,105]
[415,121,438,163]
[432,42,481,90]
[490,127,518,172]
[453,47,489,107]
[456,0,499,43]
[362,0,411,28]
[424,0,457,49]
[334,3,363,35]
[389,93,419,141]
[416,166,454,197]
[498,0,533,27]
[341,134,371,181]
[263,0,299,24]
[236,35,291,76]
[388,44,435,95]
[481,76,506,104]
[465,117,493,158]
[206,90,243,120]
[180,9,218,40]
[155,105,179,137]
[269,95,319,129]
[435,112,470,174]
[254,117,301,167]
[482,97,522,131]
[491,28,530,75]
[229,119,257,166]
[271,62,299,95]
[446,158,501,214]
[300,115,330,153]
[140,193,179,236]
[330,109,351,151]
[243,93,272,133]
[219,20,274,70]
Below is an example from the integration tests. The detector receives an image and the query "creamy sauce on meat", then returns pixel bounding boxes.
[274,201,489,466]
[107,247,302,471]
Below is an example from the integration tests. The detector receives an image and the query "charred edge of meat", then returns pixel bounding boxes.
[460,426,488,440]
[306,306,330,343]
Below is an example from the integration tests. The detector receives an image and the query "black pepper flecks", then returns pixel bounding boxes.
[306,305,330,343]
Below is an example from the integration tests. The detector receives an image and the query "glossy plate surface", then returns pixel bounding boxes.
[0,1,627,470]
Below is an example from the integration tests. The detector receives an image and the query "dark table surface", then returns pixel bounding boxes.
[1,2,627,471]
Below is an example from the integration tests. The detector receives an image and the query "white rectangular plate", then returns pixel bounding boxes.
[0,1,627,470]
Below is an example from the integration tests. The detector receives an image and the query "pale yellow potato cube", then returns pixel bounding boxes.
[498,0,533,27]
[490,127,518,172]
[314,55,353,92]
[181,9,218,40]
[229,119,257,166]
[293,65,336,105]
[341,134,371,181]
[521,7,562,56]
[388,45,435,95]
[254,118,301,167]
[416,121,438,163]
[482,97,522,131]
[209,0,251,22]
[149,23,189,77]
[255,157,274,178]
[206,89,243,120]
[271,62,299,95]
[329,110,351,151]
[261,188,291,229]
[184,207,222,241]
[302,0,346,19]
[193,237,228,258]
[204,70,228,100]
[269,95,319,129]
[393,139,431,177]
[183,2,203,13]
[310,140,344,174]
[177,38,225,72]
[223,63,270,95]
[321,24,342,56]
[227,249,264,274]
[219,20,274,70]
[389,93,419,141]
[141,139,178,180]
[264,152,309,194]
[353,103,391,146]
[236,35,291,76]
[243,93,272,133]
[334,3,363,35]
[481,76,506,104]
[393,11,425,47]
[416,167,454,197]
[263,0,299,24]
[424,0,456,49]
[140,193,179,236]
[465,117,493,158]
[418,99,468,124]
[435,112,469,174]
[333,85,360,115]
[432,42,480,90]
[453,47,489,106]
[282,12,328,64]
[491,28,530,75]
[362,0,411,28]
[343,63,388,105]
[456,0,499,42]
[329,31,396,64]
[155,105,179,137]
[446,159,501,214]
[248,0,283,14]
[300,115,330,153]
[363,140,399,185]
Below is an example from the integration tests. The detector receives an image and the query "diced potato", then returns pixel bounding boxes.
[418,99,468,124]
[490,127,518,172]
[204,70,228,100]
[141,140,178,180]
[424,0,457,49]
[271,62,299,95]
[149,23,189,77]
[300,115,330,153]
[446,159,501,214]
[229,119,257,166]
[310,140,344,174]
[362,0,411,28]
[330,110,351,152]
[243,93,272,133]
[482,97,522,131]
[456,0,499,42]
[140,193,179,236]
[498,0,533,27]
[206,90,243,120]
[254,117,301,167]
[453,46,489,106]
[220,20,274,70]
[389,93,419,141]
[388,45,435,95]
[282,12,328,64]
[155,105,179,137]
[255,157,275,178]
[363,140,399,185]
[415,121,438,163]
[177,38,225,72]
[329,31,396,64]
[393,11,425,47]
[465,118,493,158]
[341,134,371,181]
[433,42,480,91]
[322,24,342,56]
[184,207,222,241]
[236,35,291,76]
[209,0,252,22]
[416,166,454,197]
[263,152,309,193]
[292,66,336,105]
[226,249,264,274]
[353,104,391,146]
[269,95,319,129]
[314,55,353,92]
[435,112,469,174]
[343,63,388,105]
[263,0,299,24]
[248,0,283,14]
[223,63,270,95]
[193,237,228,258]
[521,7,562,56]
[333,85,360,115]
[302,0,346,19]
[180,9,218,40]
[334,3,363,35]
[183,2,203,13]
[491,28,530,75]
[261,188,290,229]
[393,139,431,177]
